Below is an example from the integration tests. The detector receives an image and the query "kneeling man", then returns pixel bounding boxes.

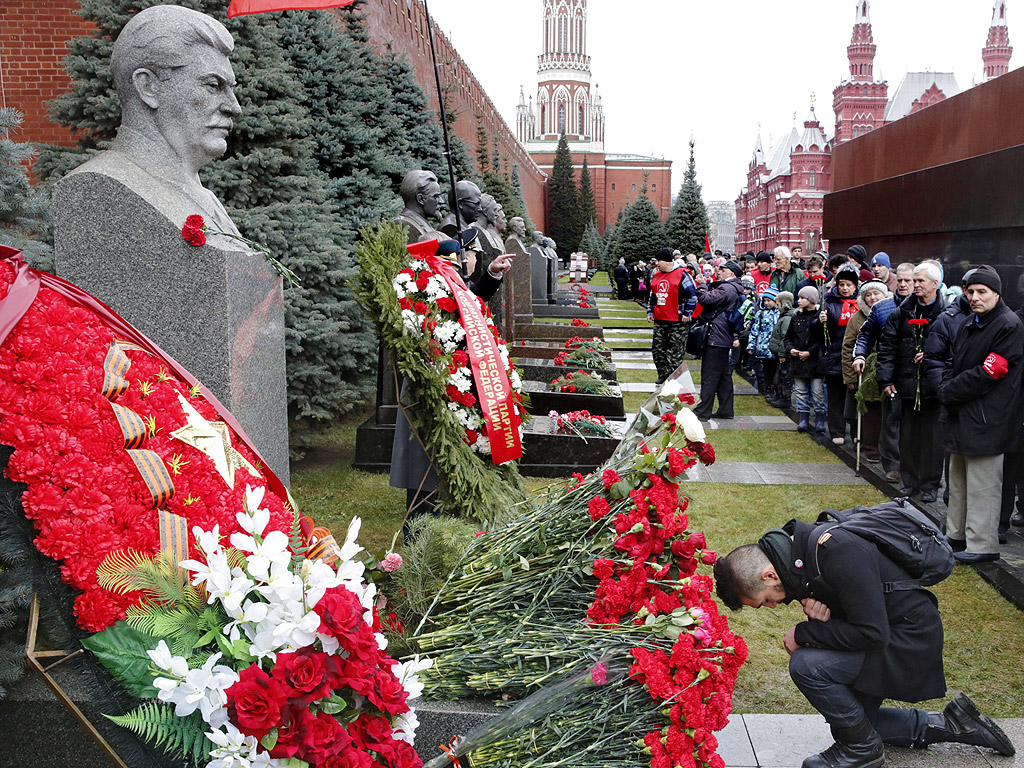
[714,519,1013,768]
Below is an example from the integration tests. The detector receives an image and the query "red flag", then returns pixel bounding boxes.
[228,0,356,17]
[704,233,712,254]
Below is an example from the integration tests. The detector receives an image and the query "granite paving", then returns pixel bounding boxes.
[619,382,758,395]
[684,461,868,485]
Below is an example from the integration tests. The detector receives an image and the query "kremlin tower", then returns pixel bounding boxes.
[831,1,888,145]
[983,1,1013,81]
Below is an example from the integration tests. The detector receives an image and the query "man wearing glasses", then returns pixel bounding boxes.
[397,169,444,243]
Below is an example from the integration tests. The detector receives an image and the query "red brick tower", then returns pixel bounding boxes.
[983,1,1013,81]
[832,0,888,145]
[516,0,604,145]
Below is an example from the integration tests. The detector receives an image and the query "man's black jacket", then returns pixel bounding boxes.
[786,519,946,703]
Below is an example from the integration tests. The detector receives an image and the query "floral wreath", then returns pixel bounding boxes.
[354,224,527,522]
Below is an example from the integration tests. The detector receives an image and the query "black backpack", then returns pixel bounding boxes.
[813,499,955,592]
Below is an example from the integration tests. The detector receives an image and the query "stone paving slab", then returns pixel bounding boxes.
[620,382,758,395]
[613,361,658,370]
[685,461,868,485]
[701,415,798,431]
[741,714,832,767]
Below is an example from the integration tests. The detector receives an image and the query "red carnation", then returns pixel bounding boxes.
[465,429,478,445]
[445,384,462,402]
[413,301,430,315]
[436,297,458,313]
[661,412,678,433]
[415,275,430,291]
[602,469,622,489]
[185,214,205,229]
[588,495,611,521]
[181,224,206,247]
[460,391,477,407]
[667,448,693,477]
[908,318,930,327]
[592,558,616,580]
[811,274,826,282]
[225,664,289,739]
[678,392,696,405]
[452,350,469,367]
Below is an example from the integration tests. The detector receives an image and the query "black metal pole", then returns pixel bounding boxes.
[421,0,467,275]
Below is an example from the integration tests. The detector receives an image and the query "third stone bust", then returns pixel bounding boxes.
[396,169,441,244]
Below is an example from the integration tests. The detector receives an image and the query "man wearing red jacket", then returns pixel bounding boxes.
[647,248,698,385]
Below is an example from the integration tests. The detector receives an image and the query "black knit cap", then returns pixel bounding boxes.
[846,244,868,265]
[755,251,772,263]
[656,248,675,263]
[963,265,1002,294]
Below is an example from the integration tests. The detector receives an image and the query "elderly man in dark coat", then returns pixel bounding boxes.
[692,260,744,421]
[939,266,1024,563]
[714,518,1014,768]
[877,262,947,502]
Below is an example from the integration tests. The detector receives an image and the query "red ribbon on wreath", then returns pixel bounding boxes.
[408,240,523,466]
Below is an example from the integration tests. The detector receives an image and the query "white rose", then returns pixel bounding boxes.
[677,408,706,443]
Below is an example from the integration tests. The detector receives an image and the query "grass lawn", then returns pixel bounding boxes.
[685,482,1024,717]
[292,414,1024,718]
[596,298,646,313]
[704,431,840,464]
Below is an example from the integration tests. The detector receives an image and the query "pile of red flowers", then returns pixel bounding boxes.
[180,214,208,246]
[570,318,590,327]
[224,586,417,767]
[550,369,611,395]
[0,261,292,632]
[576,286,592,309]
[564,335,608,352]
[585,461,748,768]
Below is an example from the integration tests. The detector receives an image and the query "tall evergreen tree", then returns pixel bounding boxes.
[0,109,52,270]
[578,220,606,272]
[546,133,581,260]
[603,203,628,266]
[664,138,710,254]
[509,164,534,234]
[378,51,446,181]
[37,0,384,440]
[613,194,666,264]
[474,119,491,180]
[577,157,597,231]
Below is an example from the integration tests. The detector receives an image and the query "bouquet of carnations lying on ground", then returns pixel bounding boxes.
[409,372,745,768]
[88,485,431,768]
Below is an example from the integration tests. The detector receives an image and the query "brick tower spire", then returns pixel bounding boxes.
[519,0,604,147]
[832,0,887,145]
[983,1,1013,81]
[848,0,876,81]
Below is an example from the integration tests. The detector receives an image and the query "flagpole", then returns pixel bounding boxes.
[421,0,466,273]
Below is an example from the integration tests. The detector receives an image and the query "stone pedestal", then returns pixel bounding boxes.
[52,173,290,485]
[505,234,532,342]
[529,245,549,306]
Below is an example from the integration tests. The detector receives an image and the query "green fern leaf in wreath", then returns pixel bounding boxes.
[108,701,212,763]
[96,549,153,594]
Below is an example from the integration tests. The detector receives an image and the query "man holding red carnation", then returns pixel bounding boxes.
[714,522,1014,768]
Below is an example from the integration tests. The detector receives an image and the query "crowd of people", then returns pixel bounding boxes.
[643,244,1023,563]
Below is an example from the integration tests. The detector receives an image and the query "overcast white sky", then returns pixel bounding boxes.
[423,0,1017,203]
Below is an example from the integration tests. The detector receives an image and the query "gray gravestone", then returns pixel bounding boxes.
[505,229,533,339]
[530,244,550,306]
[50,5,289,483]
[53,176,290,484]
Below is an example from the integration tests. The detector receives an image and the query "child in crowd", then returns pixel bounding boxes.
[768,291,795,408]
[747,285,781,399]
[785,286,826,433]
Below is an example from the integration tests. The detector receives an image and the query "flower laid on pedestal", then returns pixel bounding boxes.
[180,214,300,288]
[553,345,609,370]
[551,369,614,395]
[89,487,430,768]
[548,409,615,439]
[565,335,609,353]
[570,317,590,327]
[410,376,745,768]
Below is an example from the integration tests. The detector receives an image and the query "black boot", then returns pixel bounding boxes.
[918,693,1015,755]
[801,719,884,768]
[797,412,810,432]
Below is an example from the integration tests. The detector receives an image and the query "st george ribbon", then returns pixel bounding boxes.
[426,252,523,466]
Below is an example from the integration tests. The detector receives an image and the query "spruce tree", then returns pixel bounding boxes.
[578,220,606,272]
[0,109,52,270]
[509,164,534,233]
[378,51,446,181]
[474,119,491,180]
[546,133,581,261]
[664,138,710,254]
[578,157,597,230]
[613,194,666,264]
[37,0,380,440]
[603,203,627,267]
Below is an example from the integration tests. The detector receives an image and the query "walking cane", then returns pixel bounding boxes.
[855,372,863,475]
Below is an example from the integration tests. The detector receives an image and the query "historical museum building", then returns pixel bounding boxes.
[515,0,672,232]
[734,0,1014,256]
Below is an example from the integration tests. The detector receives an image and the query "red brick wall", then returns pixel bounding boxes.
[0,0,93,146]
[358,0,548,230]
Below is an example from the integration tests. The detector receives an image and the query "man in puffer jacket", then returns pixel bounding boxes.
[940,266,1024,563]
[819,265,861,444]
[768,291,796,408]
[693,260,744,420]
[747,285,781,399]
[877,262,947,502]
